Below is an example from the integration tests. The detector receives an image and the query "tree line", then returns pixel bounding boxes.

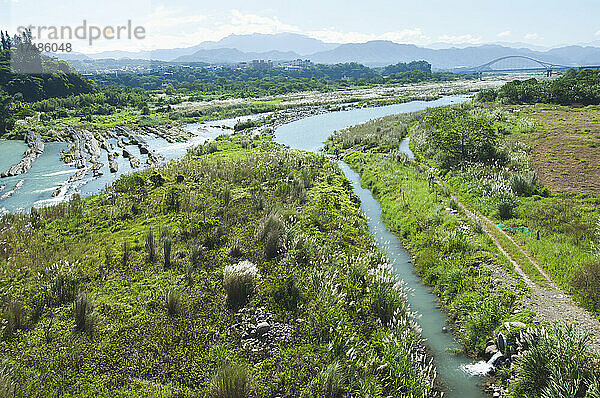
[477,69,600,105]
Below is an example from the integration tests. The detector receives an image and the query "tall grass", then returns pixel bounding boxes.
[510,323,600,398]
[73,294,97,335]
[164,288,182,317]
[223,261,260,310]
[163,236,172,269]
[256,212,285,259]
[145,229,156,263]
[209,363,251,398]
[302,361,346,398]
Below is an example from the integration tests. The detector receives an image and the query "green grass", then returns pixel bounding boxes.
[342,151,532,353]
[0,134,440,397]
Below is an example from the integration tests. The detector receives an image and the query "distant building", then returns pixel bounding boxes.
[281,59,313,69]
[251,59,273,69]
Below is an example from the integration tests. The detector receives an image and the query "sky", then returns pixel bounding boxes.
[1,0,600,53]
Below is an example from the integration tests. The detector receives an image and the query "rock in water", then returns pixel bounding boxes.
[1,131,45,177]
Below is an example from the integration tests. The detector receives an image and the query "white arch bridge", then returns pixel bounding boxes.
[456,55,600,76]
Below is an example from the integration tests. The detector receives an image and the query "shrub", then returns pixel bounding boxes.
[272,275,302,311]
[371,282,406,326]
[0,360,15,398]
[209,363,251,398]
[572,261,600,312]
[229,237,244,258]
[163,236,172,269]
[302,361,346,398]
[497,195,516,220]
[510,172,539,196]
[444,229,471,253]
[3,300,26,335]
[121,241,129,268]
[164,288,182,317]
[190,243,206,267]
[223,261,260,310]
[145,230,156,263]
[510,323,600,398]
[257,212,285,259]
[73,294,97,335]
[48,264,78,305]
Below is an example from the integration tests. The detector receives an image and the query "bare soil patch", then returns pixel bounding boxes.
[522,106,600,195]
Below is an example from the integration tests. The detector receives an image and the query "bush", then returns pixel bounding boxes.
[0,360,15,398]
[121,241,129,268]
[223,261,260,310]
[302,361,346,398]
[209,363,251,398]
[73,294,97,335]
[510,323,600,398]
[257,212,285,259]
[145,230,156,263]
[371,282,406,326]
[510,172,539,197]
[3,300,26,335]
[572,261,600,312]
[164,288,182,317]
[49,267,78,305]
[497,196,516,219]
[163,236,172,269]
[272,275,302,312]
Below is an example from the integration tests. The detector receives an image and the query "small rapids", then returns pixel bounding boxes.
[461,352,503,377]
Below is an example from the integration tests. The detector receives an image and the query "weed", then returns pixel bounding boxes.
[223,261,259,310]
[209,363,251,398]
[164,288,182,317]
[73,294,97,335]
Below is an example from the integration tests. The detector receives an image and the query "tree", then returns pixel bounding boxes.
[421,107,498,168]
[0,90,15,133]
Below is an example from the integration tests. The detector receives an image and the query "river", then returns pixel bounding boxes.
[0,115,260,213]
[274,95,487,398]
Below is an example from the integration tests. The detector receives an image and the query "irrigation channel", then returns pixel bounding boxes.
[274,95,488,398]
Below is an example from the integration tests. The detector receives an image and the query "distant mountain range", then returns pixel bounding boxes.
[48,33,600,70]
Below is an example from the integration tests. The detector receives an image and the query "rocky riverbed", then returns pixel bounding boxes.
[1,131,44,178]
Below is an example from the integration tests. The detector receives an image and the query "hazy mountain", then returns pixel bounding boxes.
[307,41,594,68]
[45,52,92,61]
[174,48,301,64]
[194,33,338,55]
[46,33,600,70]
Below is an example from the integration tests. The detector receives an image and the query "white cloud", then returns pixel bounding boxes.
[438,34,483,44]
[595,30,600,36]
[525,33,539,40]
[497,30,511,38]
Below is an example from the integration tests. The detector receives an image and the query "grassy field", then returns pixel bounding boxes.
[327,108,600,397]
[0,134,440,397]
[327,121,533,354]
[517,104,600,195]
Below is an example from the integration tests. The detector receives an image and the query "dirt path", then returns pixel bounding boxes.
[447,188,600,354]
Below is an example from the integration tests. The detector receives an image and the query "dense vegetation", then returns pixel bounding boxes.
[327,114,530,354]
[0,134,440,397]
[477,69,600,105]
[327,107,600,396]
[90,61,469,95]
[0,48,473,138]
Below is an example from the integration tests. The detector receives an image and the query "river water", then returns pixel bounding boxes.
[274,95,487,398]
[0,116,260,213]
